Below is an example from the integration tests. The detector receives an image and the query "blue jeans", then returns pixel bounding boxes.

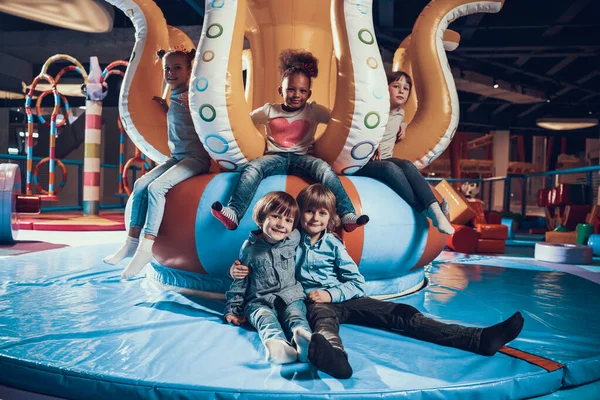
[228,153,356,219]
[247,299,311,344]
[129,156,210,236]
[355,158,436,213]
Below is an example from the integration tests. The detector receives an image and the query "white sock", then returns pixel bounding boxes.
[428,202,455,235]
[293,328,312,363]
[121,238,154,279]
[264,339,297,364]
[440,198,450,216]
[103,236,139,265]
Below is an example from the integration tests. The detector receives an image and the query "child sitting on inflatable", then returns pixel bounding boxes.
[224,191,312,364]
[103,48,212,279]
[211,49,368,233]
[355,71,455,234]
[232,184,525,379]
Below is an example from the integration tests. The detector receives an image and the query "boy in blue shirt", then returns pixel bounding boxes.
[232,184,524,379]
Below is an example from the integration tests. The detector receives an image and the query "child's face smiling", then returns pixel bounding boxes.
[300,207,330,238]
[279,73,311,111]
[261,212,294,243]
[389,76,411,110]
[163,53,190,90]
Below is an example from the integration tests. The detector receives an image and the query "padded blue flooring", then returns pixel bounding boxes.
[0,244,598,399]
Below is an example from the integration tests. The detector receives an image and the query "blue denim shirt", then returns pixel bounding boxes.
[296,231,365,303]
[225,229,303,316]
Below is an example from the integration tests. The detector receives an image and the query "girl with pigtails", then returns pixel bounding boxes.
[104,48,212,279]
[211,49,369,233]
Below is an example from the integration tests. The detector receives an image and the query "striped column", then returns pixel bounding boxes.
[83,100,102,215]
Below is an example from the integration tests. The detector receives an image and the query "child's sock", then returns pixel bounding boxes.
[440,198,450,216]
[103,236,139,265]
[264,339,297,364]
[293,328,312,363]
[308,333,353,379]
[427,202,455,235]
[121,238,154,279]
[211,201,239,230]
[341,213,369,233]
[478,312,524,356]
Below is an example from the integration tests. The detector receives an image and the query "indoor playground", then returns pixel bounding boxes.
[0,0,599,399]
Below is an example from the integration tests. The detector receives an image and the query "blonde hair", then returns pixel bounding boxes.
[253,191,300,229]
[296,184,341,232]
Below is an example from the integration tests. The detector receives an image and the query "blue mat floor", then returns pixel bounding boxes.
[0,244,598,399]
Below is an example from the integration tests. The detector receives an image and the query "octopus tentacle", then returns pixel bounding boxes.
[393,0,504,169]
[189,0,264,171]
[313,0,389,175]
[105,0,171,163]
[394,29,462,126]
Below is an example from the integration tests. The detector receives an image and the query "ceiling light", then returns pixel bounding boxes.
[536,118,598,131]
[26,83,85,98]
[493,79,499,89]
[0,0,114,33]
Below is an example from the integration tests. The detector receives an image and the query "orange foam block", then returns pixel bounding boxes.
[476,224,508,240]
[544,231,578,245]
[476,239,506,254]
[467,199,486,225]
[435,180,476,225]
[446,224,480,254]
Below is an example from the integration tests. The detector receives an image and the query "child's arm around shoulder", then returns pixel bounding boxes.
[223,241,252,323]
[328,234,366,302]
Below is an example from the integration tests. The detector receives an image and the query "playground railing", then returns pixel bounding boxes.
[1,153,598,216]
[0,153,141,212]
[425,165,600,216]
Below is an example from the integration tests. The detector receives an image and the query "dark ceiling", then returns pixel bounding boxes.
[0,0,598,138]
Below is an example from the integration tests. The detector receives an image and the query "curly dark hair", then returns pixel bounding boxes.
[157,48,197,68]
[278,49,319,87]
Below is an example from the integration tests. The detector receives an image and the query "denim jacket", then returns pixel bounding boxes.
[296,231,365,303]
[225,229,303,316]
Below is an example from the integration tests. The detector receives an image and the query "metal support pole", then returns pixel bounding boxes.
[488,181,493,211]
[521,176,527,216]
[78,164,83,208]
[503,177,512,213]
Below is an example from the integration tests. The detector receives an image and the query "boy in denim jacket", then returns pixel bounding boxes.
[224,191,312,364]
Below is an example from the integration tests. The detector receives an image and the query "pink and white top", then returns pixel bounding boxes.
[250,101,331,155]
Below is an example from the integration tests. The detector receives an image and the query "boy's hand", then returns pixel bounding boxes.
[230,260,250,279]
[308,290,332,303]
[225,314,246,326]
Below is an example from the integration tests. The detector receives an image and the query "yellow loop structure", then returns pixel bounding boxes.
[24,74,61,196]
[40,54,89,84]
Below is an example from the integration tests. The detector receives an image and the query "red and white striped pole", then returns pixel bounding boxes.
[83,57,103,215]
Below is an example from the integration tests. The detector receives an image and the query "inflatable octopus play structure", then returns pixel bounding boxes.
[106,0,505,297]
